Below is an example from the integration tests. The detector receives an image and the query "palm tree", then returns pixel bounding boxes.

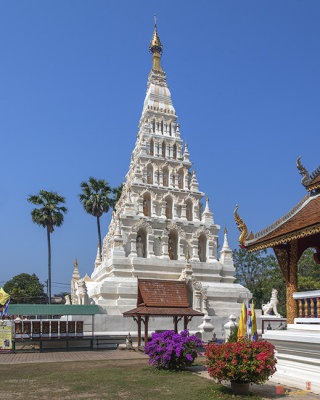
[79,177,113,258]
[28,191,67,304]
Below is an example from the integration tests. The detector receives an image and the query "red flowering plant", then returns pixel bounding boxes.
[205,338,276,384]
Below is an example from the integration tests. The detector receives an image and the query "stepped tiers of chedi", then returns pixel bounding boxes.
[71,23,250,337]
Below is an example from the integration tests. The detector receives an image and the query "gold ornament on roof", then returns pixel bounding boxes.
[74,257,78,268]
[234,205,253,246]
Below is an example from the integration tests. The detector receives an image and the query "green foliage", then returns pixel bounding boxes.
[298,249,320,291]
[79,177,113,217]
[234,247,320,317]
[27,190,67,233]
[227,326,239,343]
[3,273,46,304]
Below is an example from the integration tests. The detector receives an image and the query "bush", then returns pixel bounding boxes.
[227,326,239,343]
[144,329,203,370]
[205,338,276,384]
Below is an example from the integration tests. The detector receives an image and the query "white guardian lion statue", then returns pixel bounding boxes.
[262,288,282,317]
[76,279,89,305]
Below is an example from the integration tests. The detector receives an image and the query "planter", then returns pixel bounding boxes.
[231,381,250,395]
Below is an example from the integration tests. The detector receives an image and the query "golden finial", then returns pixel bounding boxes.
[224,225,227,235]
[193,169,196,176]
[206,194,209,203]
[149,17,163,72]
[186,247,190,261]
[150,17,162,53]
[74,257,78,268]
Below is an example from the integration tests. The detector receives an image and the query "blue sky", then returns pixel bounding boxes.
[1,1,319,293]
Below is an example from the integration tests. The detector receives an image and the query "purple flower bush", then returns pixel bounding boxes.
[144,329,203,370]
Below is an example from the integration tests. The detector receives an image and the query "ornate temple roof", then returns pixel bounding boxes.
[235,158,320,252]
[123,279,204,317]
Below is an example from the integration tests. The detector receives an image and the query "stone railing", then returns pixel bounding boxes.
[293,290,320,320]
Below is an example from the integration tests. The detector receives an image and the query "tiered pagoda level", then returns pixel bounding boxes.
[74,24,250,327]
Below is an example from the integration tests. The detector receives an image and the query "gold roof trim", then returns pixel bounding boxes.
[307,181,320,192]
[247,223,320,253]
[254,194,310,239]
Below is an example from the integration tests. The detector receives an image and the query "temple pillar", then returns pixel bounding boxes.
[160,201,166,217]
[161,234,170,259]
[181,205,187,220]
[159,171,163,186]
[207,240,216,262]
[274,241,298,324]
[148,233,155,258]
[144,316,149,346]
[287,240,298,324]
[190,239,199,262]
[178,238,185,260]
[128,233,137,258]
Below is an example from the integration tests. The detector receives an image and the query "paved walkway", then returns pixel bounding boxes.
[0,349,148,364]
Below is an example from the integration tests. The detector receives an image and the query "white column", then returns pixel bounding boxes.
[129,234,137,258]
[161,201,166,217]
[181,205,187,220]
[161,234,170,259]
[178,239,185,260]
[148,233,155,258]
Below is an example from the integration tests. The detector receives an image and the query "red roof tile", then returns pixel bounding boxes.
[137,278,189,308]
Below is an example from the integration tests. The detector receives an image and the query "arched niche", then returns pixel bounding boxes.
[178,169,184,189]
[168,230,178,260]
[165,196,173,220]
[143,192,151,217]
[186,199,193,221]
[198,233,207,262]
[136,228,147,258]
[163,166,169,187]
[162,141,166,158]
[147,164,153,184]
[173,144,177,160]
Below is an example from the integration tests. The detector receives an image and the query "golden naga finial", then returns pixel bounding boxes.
[234,205,253,246]
[74,257,78,268]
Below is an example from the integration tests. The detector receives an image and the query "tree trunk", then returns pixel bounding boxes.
[47,226,52,304]
[97,216,102,258]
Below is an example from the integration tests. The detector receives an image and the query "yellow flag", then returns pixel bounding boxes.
[0,287,10,306]
[252,302,258,341]
[237,301,246,339]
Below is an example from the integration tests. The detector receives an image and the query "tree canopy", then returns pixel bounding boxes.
[233,247,320,317]
[28,190,67,233]
[4,273,46,304]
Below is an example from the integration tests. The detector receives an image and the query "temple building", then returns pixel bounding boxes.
[234,157,320,393]
[72,23,250,336]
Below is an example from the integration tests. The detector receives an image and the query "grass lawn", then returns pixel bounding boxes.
[0,358,260,400]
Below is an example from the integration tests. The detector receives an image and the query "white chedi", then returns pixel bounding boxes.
[71,24,251,337]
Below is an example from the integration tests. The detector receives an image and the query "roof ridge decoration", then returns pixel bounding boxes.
[254,193,310,239]
[297,156,320,192]
[297,156,311,187]
[234,205,253,246]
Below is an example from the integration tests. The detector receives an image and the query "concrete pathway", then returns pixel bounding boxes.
[0,349,148,364]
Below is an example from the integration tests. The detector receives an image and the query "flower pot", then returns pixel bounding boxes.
[231,381,250,395]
